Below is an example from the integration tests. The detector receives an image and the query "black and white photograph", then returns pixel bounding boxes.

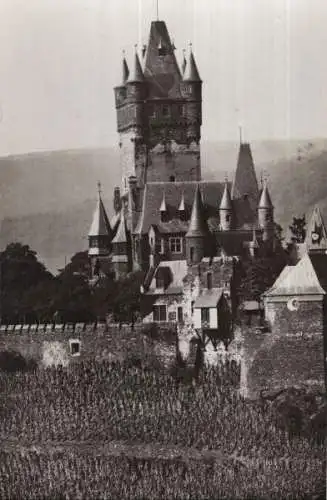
[0,1,326,498]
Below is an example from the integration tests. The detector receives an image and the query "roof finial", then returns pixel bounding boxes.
[189,42,193,53]
[122,49,125,57]
[97,181,102,196]
[224,172,228,184]
[156,0,159,20]
[239,125,243,145]
[134,43,138,53]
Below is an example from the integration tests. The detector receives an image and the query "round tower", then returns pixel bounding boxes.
[126,49,146,137]
[180,45,202,143]
[258,181,274,241]
[219,181,233,231]
[185,184,209,264]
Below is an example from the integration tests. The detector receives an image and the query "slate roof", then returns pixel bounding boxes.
[112,211,128,244]
[143,21,182,99]
[264,254,326,297]
[219,182,233,210]
[258,182,273,209]
[186,184,209,237]
[183,51,201,82]
[194,288,224,308]
[231,143,259,210]
[88,195,112,238]
[127,52,144,83]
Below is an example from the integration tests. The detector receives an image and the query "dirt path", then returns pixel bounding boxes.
[0,438,250,467]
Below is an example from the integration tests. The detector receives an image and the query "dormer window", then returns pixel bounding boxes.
[158,39,167,56]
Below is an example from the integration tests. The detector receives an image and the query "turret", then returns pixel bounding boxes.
[258,181,274,241]
[112,210,129,278]
[185,184,209,264]
[126,49,146,101]
[249,226,259,258]
[231,141,259,211]
[180,45,202,143]
[88,183,112,279]
[305,206,327,254]
[114,53,129,108]
[219,181,233,231]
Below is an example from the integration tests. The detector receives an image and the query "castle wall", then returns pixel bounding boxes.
[241,298,326,398]
[0,324,177,369]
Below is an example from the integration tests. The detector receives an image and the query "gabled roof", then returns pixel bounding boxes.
[231,143,259,208]
[146,260,188,295]
[219,182,233,210]
[264,254,326,297]
[143,21,182,98]
[194,288,224,308]
[305,206,327,253]
[112,211,128,244]
[183,50,201,82]
[88,194,112,238]
[127,51,144,83]
[186,184,209,238]
[258,182,273,209]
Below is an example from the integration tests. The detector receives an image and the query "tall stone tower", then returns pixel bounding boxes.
[114,20,202,196]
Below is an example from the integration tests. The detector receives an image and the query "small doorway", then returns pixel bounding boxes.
[177,307,183,323]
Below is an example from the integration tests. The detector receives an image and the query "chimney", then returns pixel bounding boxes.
[114,186,122,213]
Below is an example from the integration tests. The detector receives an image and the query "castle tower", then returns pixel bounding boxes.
[88,183,112,280]
[231,142,259,211]
[258,180,274,241]
[219,181,233,231]
[305,206,327,254]
[111,210,130,278]
[114,19,202,194]
[185,184,209,264]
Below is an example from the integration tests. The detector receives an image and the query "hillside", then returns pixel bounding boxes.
[1,139,327,274]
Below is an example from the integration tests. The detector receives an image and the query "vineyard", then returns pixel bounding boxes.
[0,359,325,499]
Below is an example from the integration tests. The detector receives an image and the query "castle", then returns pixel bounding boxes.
[87,18,276,336]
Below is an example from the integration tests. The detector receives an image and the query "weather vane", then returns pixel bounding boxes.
[97,181,102,195]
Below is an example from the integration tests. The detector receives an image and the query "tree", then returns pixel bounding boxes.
[289,215,306,244]
[0,243,54,323]
[111,271,145,325]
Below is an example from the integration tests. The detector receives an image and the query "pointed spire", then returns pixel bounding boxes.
[231,142,259,204]
[251,226,259,248]
[220,181,233,210]
[122,51,129,84]
[305,206,327,253]
[112,210,128,244]
[258,180,273,209]
[183,44,201,82]
[181,49,187,75]
[88,183,112,237]
[178,192,185,212]
[186,184,209,237]
[159,191,167,212]
[127,46,144,83]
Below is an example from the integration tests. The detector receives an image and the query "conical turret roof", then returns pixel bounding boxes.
[220,182,233,210]
[127,50,144,83]
[258,181,273,209]
[112,210,128,244]
[88,189,112,238]
[183,49,201,82]
[122,55,129,84]
[231,142,259,205]
[181,50,187,75]
[159,192,167,212]
[178,192,185,211]
[186,184,209,237]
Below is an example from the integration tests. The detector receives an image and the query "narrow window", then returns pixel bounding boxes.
[207,272,213,290]
[201,308,210,326]
[177,307,183,323]
[169,175,175,182]
[169,237,182,253]
[153,305,167,322]
[190,247,194,262]
[162,105,170,117]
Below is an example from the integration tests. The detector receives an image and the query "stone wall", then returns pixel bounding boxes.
[146,141,200,182]
[265,299,324,336]
[0,323,177,369]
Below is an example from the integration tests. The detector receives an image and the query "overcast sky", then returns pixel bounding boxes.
[0,0,326,156]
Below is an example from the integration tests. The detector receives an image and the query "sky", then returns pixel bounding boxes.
[0,0,326,156]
